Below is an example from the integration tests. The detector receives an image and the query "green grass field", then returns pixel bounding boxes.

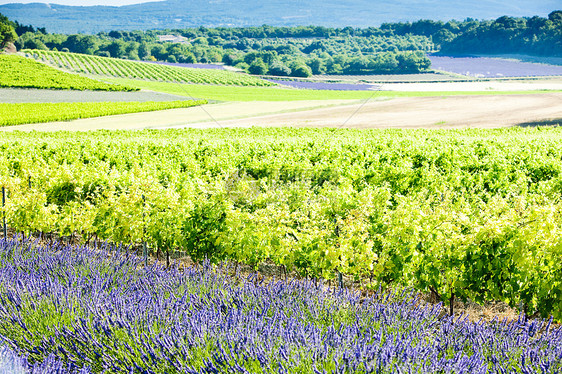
[0,54,135,91]
[0,100,206,127]
[107,77,559,102]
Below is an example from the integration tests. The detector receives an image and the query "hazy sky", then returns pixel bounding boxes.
[0,0,160,5]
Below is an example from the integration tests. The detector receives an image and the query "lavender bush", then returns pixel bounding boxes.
[428,55,562,78]
[0,238,560,373]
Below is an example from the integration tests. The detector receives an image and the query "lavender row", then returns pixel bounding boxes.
[0,238,560,373]
[145,60,226,70]
[428,55,562,78]
[265,79,381,91]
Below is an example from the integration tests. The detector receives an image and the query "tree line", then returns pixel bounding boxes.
[380,11,562,56]
[2,11,561,77]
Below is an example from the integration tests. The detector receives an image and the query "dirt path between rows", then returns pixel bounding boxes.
[2,93,561,131]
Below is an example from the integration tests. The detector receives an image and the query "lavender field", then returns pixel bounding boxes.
[0,238,561,373]
[145,61,227,70]
[429,55,562,78]
[265,79,381,91]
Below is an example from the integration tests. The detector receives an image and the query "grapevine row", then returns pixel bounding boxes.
[1,127,562,320]
[22,49,277,87]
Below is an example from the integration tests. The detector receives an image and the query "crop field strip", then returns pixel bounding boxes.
[2,127,562,321]
[0,54,135,92]
[23,49,276,87]
[0,100,207,127]
[105,77,562,102]
[428,55,562,78]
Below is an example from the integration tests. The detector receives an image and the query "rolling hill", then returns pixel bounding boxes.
[0,0,559,33]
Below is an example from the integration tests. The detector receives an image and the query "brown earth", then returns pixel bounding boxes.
[175,93,562,129]
[1,93,561,132]
[0,100,358,131]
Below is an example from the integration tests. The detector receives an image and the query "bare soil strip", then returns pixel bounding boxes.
[2,93,561,131]
[176,93,562,129]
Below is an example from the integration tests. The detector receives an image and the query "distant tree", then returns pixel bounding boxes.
[327,63,344,75]
[235,61,249,71]
[192,36,208,45]
[493,16,519,30]
[150,44,167,60]
[374,52,399,73]
[347,56,371,74]
[125,41,139,60]
[549,10,562,24]
[0,13,13,27]
[0,14,17,49]
[432,29,455,47]
[108,30,124,39]
[268,60,291,76]
[13,20,35,35]
[138,42,151,59]
[244,50,277,65]
[307,57,326,75]
[222,52,237,65]
[106,40,126,58]
[23,38,47,50]
[63,34,97,54]
[396,51,431,73]
[527,16,547,32]
[180,52,196,63]
[248,57,268,75]
[290,64,312,77]
[95,50,110,58]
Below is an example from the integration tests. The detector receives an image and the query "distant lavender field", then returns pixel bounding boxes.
[145,61,226,70]
[266,79,381,91]
[429,55,562,78]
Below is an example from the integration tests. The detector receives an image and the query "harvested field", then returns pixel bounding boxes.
[2,93,560,131]
[165,93,562,129]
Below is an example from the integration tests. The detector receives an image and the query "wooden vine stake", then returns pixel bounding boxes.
[2,186,6,239]
[142,194,148,267]
[335,218,343,289]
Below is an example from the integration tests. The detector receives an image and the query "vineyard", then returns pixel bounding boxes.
[1,127,562,322]
[0,100,207,127]
[0,55,134,91]
[22,49,276,87]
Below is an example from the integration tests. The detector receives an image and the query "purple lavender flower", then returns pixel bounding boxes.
[0,238,560,373]
[145,61,226,70]
[428,55,562,78]
[265,79,381,91]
